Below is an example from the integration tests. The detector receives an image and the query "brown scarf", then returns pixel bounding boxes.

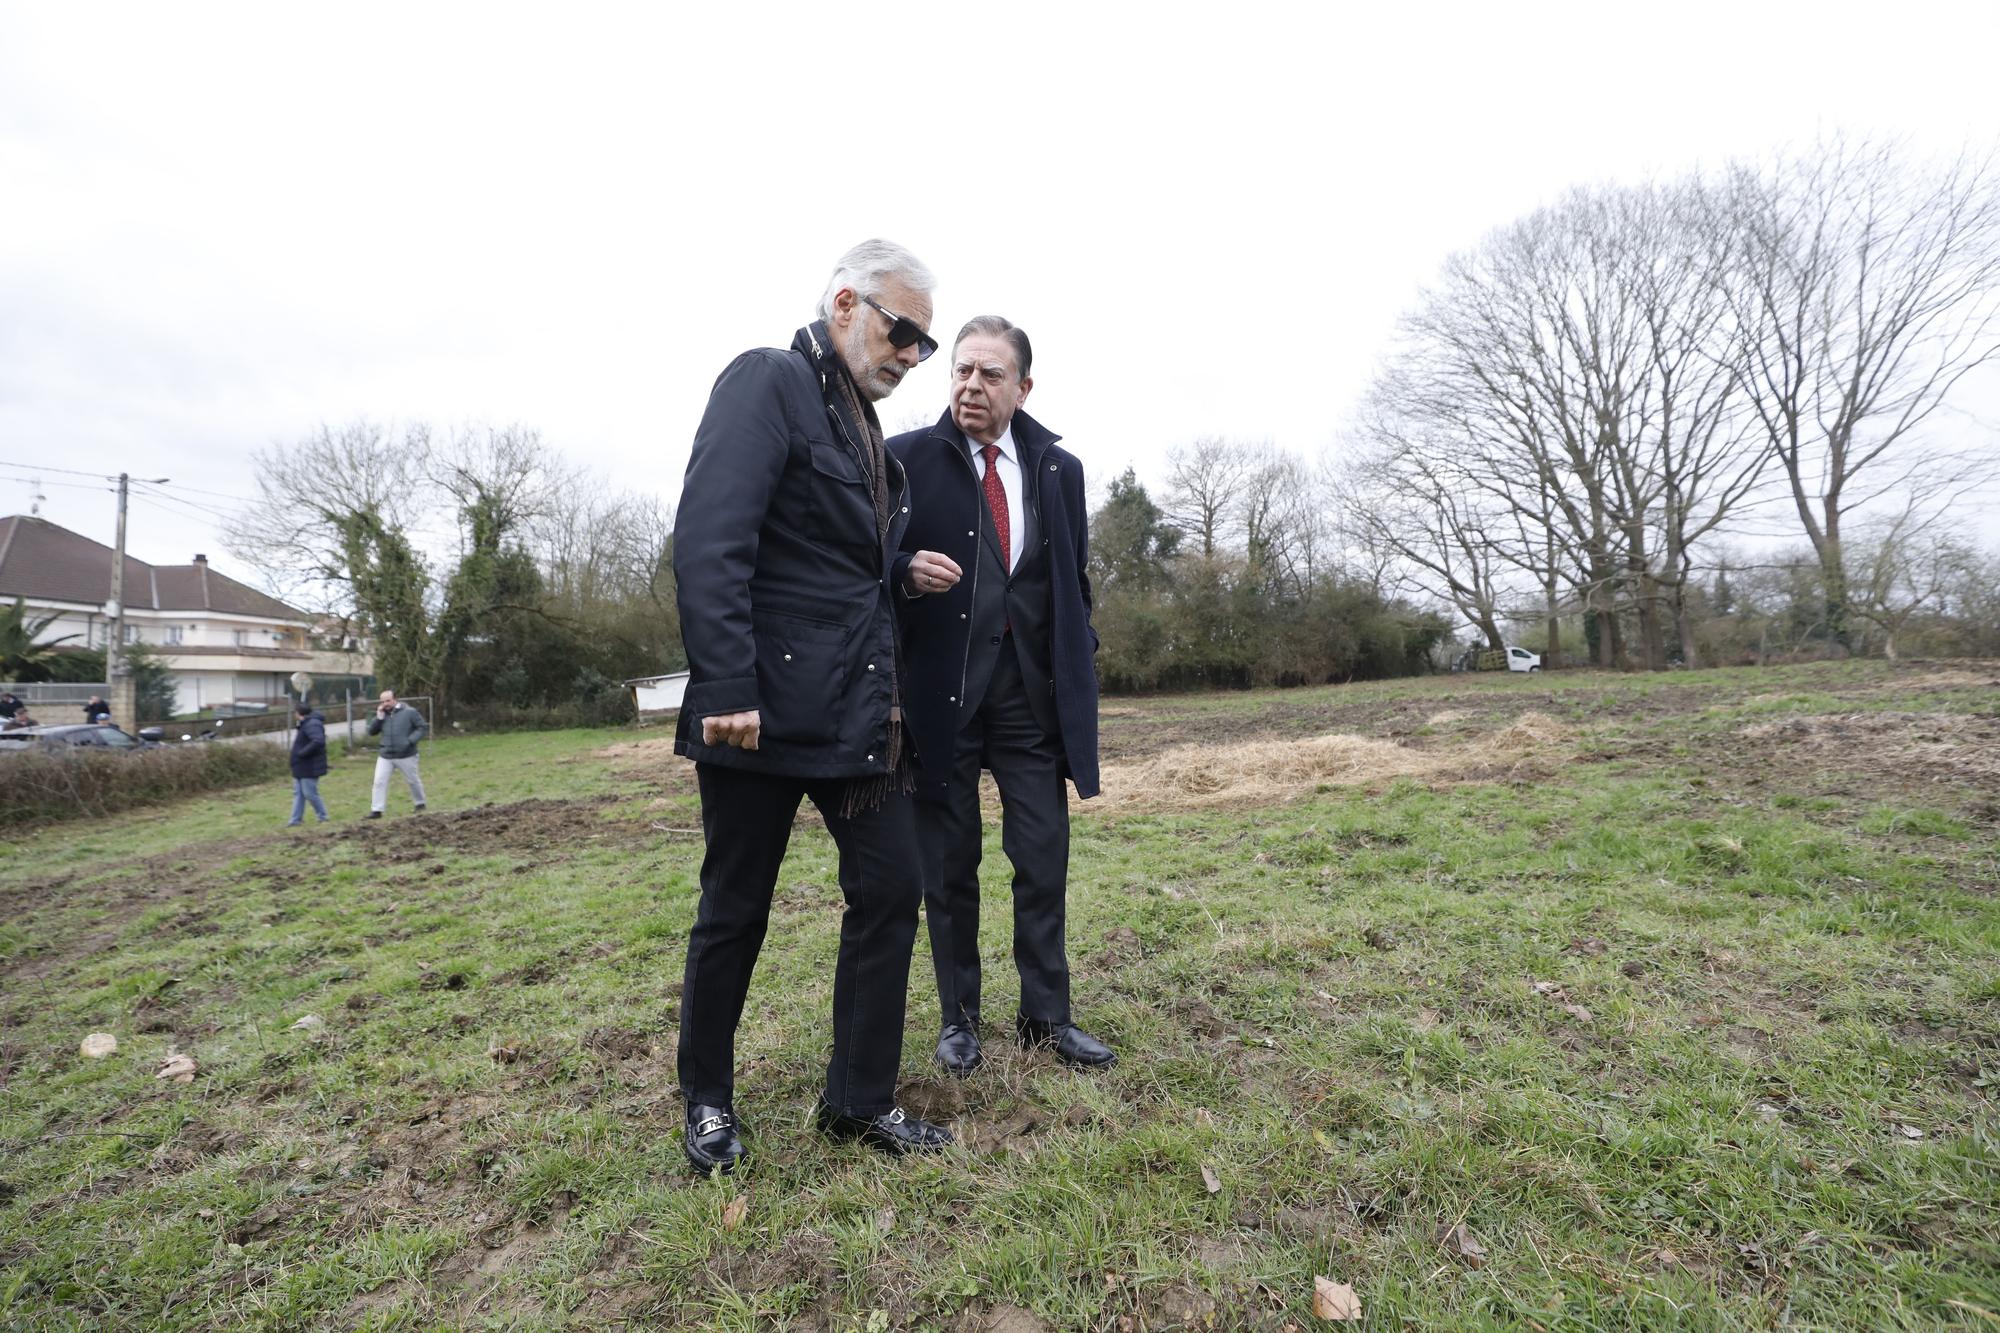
[829,362,912,816]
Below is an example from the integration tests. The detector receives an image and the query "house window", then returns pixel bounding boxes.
[165,626,183,645]
[234,629,249,647]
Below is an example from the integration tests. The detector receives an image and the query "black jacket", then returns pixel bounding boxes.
[673,323,913,779]
[889,408,1100,800]
[290,711,329,779]
[83,700,110,723]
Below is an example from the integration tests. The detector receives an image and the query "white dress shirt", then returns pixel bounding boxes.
[976,424,1024,572]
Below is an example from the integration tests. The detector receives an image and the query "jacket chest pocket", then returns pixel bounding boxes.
[753,610,851,745]
[808,440,877,547]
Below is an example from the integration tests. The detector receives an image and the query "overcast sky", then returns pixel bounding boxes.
[3,1,1996,581]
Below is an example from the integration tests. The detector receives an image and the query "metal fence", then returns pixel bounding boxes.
[0,682,109,707]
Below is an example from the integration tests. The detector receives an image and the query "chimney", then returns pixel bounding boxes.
[193,554,208,564]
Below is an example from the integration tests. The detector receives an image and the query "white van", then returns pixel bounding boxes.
[1505,646,1542,673]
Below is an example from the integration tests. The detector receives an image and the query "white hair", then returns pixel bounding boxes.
[815,238,936,322]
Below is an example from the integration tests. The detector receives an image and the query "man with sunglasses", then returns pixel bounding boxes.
[672,239,962,1172]
[889,316,1110,1080]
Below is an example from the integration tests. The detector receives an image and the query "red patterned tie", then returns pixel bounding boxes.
[981,443,1010,573]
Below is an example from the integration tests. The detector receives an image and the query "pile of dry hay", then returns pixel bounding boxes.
[1738,711,2000,786]
[1093,712,1570,812]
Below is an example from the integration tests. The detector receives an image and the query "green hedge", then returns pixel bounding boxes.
[0,743,290,826]
[447,691,636,732]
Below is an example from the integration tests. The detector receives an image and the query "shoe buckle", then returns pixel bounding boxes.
[694,1113,732,1137]
[885,1108,905,1125]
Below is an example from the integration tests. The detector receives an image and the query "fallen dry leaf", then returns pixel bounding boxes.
[79,1033,118,1059]
[1531,980,1564,996]
[1439,1221,1488,1268]
[1894,1123,1925,1140]
[1200,1164,1222,1195]
[155,1052,198,1083]
[289,1014,324,1031]
[1562,1003,1594,1024]
[1312,1276,1361,1321]
[721,1194,747,1231]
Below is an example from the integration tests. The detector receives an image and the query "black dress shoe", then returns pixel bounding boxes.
[814,1100,953,1155]
[1017,1017,1117,1069]
[684,1102,745,1174]
[935,1023,983,1077]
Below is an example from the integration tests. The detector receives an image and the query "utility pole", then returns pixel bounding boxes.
[106,472,168,733]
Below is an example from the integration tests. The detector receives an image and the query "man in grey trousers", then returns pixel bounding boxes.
[365,689,428,818]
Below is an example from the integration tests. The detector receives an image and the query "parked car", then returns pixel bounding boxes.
[1450,646,1544,674]
[0,724,165,754]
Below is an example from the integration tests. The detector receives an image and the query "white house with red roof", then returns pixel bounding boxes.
[0,515,372,713]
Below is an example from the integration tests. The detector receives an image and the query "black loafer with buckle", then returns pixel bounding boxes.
[1017,1017,1117,1069]
[814,1100,953,1155]
[684,1101,745,1174]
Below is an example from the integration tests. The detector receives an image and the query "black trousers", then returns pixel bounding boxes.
[920,646,1072,1029]
[677,762,922,1116]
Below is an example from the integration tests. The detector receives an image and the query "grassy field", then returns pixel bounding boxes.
[1,659,1996,1331]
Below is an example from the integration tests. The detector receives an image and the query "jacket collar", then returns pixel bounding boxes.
[925,406,1061,468]
[793,321,842,386]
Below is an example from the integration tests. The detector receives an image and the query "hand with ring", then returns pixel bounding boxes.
[906,550,962,596]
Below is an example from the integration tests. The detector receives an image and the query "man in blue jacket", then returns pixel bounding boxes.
[672,239,959,1172]
[889,317,1110,1078]
[287,702,330,825]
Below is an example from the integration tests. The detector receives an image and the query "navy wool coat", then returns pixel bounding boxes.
[889,408,1100,801]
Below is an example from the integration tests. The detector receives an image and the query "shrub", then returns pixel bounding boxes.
[0,743,290,826]
[448,690,636,732]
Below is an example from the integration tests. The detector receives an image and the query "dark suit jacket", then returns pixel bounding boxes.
[889,408,1100,800]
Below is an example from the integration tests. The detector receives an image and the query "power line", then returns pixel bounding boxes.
[133,480,248,516]
[0,463,256,506]
[150,479,257,505]
[131,484,236,525]
[132,480,235,517]
[130,493,231,531]
[0,471,116,493]
[0,460,115,480]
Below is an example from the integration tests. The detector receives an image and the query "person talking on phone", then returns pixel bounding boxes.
[364,689,428,818]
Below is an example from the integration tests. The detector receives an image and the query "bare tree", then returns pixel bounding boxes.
[228,420,434,614]
[1848,508,1977,660]
[1163,437,1261,560]
[1337,408,1514,651]
[1725,136,2000,652]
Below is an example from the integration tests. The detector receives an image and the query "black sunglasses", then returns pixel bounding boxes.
[860,295,939,362]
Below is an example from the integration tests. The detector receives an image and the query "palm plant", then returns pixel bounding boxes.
[0,599,80,679]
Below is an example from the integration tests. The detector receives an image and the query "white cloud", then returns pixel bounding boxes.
[4,0,1996,573]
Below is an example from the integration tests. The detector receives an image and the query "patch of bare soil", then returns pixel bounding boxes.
[1736,711,2000,787]
[1092,713,1570,812]
[330,797,651,855]
[590,734,694,789]
[952,1305,1052,1333]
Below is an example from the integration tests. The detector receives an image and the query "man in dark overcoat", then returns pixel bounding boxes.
[672,239,962,1172]
[888,316,1111,1076]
